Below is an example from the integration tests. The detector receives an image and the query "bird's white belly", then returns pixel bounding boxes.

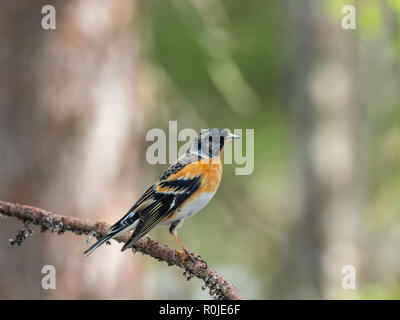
[160,192,215,225]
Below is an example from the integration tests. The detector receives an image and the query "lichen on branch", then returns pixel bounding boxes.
[0,200,243,300]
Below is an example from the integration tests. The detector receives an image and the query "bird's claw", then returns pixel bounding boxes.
[177,248,194,264]
[177,249,207,269]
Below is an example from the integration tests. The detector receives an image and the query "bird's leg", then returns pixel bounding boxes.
[169,221,196,263]
[169,222,207,269]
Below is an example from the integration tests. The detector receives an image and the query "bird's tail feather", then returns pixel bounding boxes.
[84,217,139,256]
[121,237,136,252]
[84,231,118,256]
[121,232,144,252]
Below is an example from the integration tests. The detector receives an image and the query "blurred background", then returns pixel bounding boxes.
[1,0,400,299]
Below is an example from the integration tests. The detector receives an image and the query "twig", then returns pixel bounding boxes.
[0,200,244,300]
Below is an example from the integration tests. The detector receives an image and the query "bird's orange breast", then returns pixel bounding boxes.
[165,155,223,194]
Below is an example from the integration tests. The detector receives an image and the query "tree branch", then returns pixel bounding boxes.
[0,200,243,300]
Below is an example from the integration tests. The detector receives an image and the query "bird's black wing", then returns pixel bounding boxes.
[107,184,156,233]
[84,184,156,256]
[84,158,200,255]
[121,175,201,251]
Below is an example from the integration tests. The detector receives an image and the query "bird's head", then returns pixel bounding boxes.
[188,128,240,159]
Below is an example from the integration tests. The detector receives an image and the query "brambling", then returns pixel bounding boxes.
[84,128,240,259]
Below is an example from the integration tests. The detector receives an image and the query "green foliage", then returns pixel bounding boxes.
[145,0,400,299]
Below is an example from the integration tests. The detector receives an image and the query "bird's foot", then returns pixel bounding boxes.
[177,249,207,269]
[176,248,195,264]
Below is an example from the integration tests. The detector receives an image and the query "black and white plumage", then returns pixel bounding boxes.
[84,128,239,256]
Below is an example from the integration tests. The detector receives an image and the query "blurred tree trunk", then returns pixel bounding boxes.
[0,0,157,298]
[278,0,362,298]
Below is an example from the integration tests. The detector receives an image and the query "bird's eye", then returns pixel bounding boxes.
[208,136,213,157]
[219,136,225,150]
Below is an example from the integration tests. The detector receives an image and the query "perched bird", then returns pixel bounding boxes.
[84,128,240,258]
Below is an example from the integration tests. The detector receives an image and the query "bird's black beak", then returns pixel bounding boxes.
[227,133,241,141]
